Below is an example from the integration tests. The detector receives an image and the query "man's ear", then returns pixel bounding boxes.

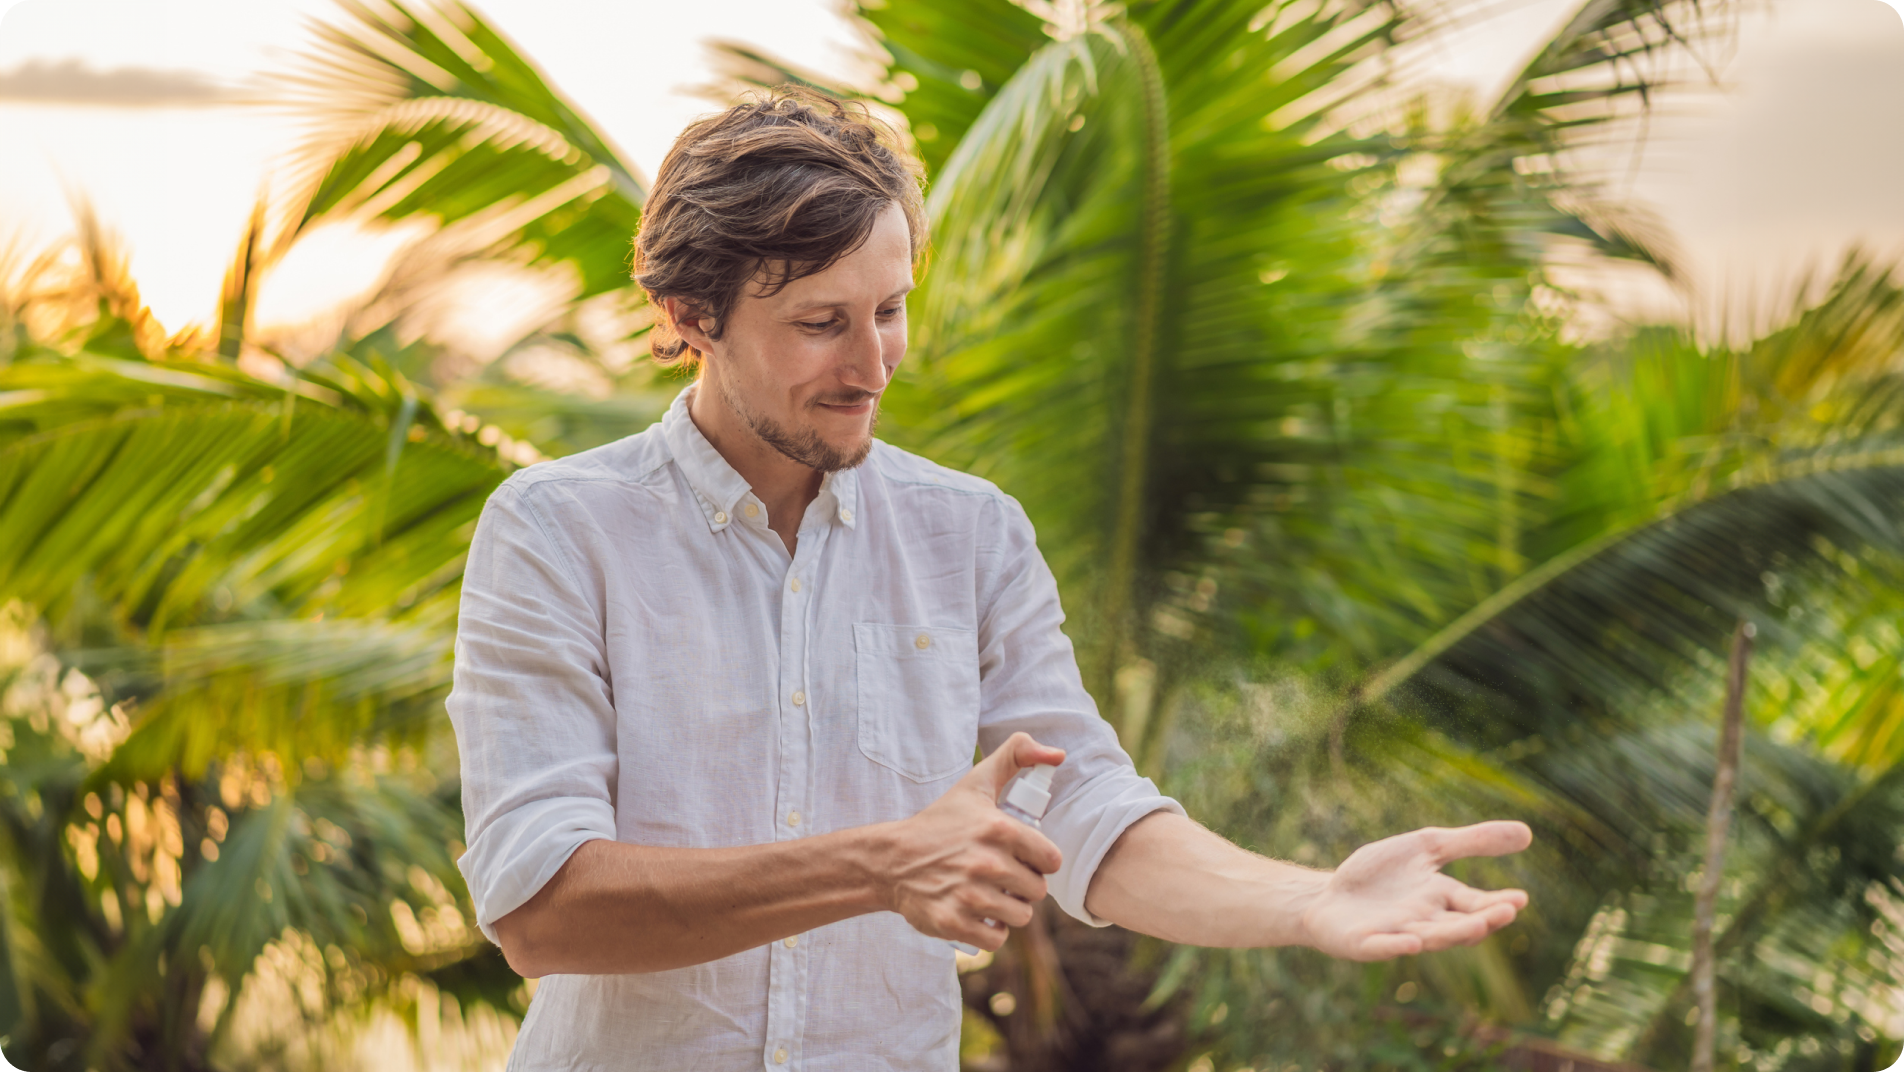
[660,296,717,359]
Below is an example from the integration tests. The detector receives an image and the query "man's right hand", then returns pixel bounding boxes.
[875,732,1067,951]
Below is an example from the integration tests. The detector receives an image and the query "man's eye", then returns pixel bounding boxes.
[799,319,836,330]
[877,306,902,318]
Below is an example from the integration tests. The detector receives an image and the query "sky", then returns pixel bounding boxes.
[0,0,1901,338]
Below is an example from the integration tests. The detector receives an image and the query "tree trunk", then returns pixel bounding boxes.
[960,902,1188,1072]
[1690,619,1752,1072]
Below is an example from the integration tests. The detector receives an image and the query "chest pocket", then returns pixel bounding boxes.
[854,622,981,783]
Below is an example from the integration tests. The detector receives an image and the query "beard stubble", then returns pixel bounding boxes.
[715,375,878,474]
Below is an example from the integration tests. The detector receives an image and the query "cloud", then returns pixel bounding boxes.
[0,58,240,106]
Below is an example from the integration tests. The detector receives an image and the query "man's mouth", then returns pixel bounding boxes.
[814,394,878,413]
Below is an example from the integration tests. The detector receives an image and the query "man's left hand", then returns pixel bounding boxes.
[1298,821,1533,961]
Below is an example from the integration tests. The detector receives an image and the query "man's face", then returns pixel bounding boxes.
[697,200,914,473]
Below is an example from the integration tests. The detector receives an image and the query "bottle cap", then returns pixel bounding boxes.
[1002,763,1056,820]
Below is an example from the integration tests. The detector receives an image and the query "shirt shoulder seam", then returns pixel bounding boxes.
[869,445,1006,501]
[879,475,1000,498]
[508,443,673,493]
[504,480,589,594]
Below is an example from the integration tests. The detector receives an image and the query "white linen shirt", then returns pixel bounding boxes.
[448,384,1183,1071]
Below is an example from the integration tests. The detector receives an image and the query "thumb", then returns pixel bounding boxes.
[970,732,1065,800]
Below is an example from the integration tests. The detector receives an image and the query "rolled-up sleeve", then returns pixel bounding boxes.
[973,493,1185,927]
[447,476,620,945]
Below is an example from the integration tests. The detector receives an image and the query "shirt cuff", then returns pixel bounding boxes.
[1040,771,1186,928]
[458,796,618,945]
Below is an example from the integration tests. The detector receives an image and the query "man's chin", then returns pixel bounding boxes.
[816,431,874,473]
[753,419,873,474]
[808,408,878,472]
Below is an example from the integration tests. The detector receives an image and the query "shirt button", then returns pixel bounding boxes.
[787,811,801,827]
[839,507,854,523]
[774,1047,788,1064]
[784,935,799,948]
[915,633,931,650]
[713,511,727,524]
[790,578,801,593]
[744,502,759,518]
[792,690,805,706]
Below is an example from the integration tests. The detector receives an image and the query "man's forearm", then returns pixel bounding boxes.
[493,734,1070,976]
[1083,811,1329,948]
[494,828,892,977]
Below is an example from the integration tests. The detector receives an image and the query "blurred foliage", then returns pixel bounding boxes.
[4,0,1904,1069]
[0,210,542,1069]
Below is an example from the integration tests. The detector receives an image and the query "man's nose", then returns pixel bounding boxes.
[840,314,889,390]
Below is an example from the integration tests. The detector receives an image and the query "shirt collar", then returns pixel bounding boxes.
[660,383,861,534]
[829,464,859,530]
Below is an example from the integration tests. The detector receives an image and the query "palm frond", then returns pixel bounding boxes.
[1361,257,1904,736]
[274,0,643,300]
[79,617,455,784]
[0,400,501,634]
[879,0,1418,732]
[865,0,1053,176]
[0,334,518,780]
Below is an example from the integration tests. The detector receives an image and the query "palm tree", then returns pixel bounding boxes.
[1333,257,1904,1071]
[0,209,536,1067]
[1105,253,1904,1071]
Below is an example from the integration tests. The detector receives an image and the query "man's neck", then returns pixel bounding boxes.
[687,378,823,555]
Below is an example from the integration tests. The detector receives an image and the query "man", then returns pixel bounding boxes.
[448,89,1532,1070]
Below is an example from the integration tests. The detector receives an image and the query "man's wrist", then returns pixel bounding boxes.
[1281,867,1334,949]
[835,820,900,914]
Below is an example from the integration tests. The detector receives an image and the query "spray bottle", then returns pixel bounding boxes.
[949,763,1057,956]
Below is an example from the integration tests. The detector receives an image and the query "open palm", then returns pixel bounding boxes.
[1300,821,1532,962]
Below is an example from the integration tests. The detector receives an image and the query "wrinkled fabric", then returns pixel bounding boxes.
[448,384,1183,1071]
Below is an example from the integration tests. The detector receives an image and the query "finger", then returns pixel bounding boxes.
[1444,883,1530,913]
[1406,910,1506,951]
[941,913,1011,953]
[968,814,1061,880]
[1004,823,1064,876]
[1411,918,1489,952]
[959,885,1036,930]
[987,857,1050,905]
[1483,900,1520,929]
[983,889,1038,929]
[1423,821,1532,866]
[1354,932,1423,961]
[1450,901,1521,931]
[974,917,1011,952]
[969,732,1066,797]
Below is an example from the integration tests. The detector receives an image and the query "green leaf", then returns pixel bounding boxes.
[0,402,501,635]
[280,0,644,300]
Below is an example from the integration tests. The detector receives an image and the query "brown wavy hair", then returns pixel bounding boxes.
[631,87,928,367]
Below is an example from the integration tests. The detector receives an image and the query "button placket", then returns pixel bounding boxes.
[765,522,827,1072]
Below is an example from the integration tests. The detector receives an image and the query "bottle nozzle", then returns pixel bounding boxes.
[1002,763,1057,821]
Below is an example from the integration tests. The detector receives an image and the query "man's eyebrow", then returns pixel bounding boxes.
[784,284,916,313]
